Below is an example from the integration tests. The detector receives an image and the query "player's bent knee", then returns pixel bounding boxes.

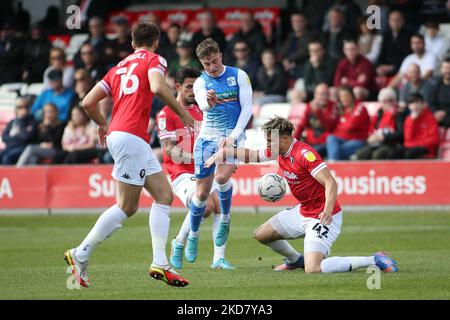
[118,203,139,217]
[304,264,322,273]
[155,191,173,205]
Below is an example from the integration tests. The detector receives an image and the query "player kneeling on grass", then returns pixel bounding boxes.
[205,117,398,274]
[64,23,195,288]
[156,67,234,270]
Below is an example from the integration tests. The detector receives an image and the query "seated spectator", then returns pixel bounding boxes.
[293,39,337,102]
[322,7,353,61]
[227,11,267,62]
[73,16,114,69]
[61,106,98,164]
[43,48,75,89]
[399,63,433,108]
[356,88,408,160]
[30,69,75,123]
[424,21,449,62]
[229,40,260,86]
[73,69,94,107]
[357,16,382,64]
[78,43,107,83]
[159,23,181,66]
[16,103,65,166]
[191,11,227,57]
[0,21,25,85]
[168,40,202,78]
[389,93,439,159]
[254,49,289,106]
[389,34,438,88]
[333,39,377,101]
[326,86,369,160]
[376,11,412,78]
[22,24,52,84]
[279,11,319,79]
[293,83,339,157]
[322,0,362,36]
[109,16,133,64]
[0,97,37,165]
[429,58,450,128]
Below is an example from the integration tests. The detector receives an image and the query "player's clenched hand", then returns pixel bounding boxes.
[97,125,108,148]
[206,89,217,108]
[319,211,333,225]
[219,136,236,149]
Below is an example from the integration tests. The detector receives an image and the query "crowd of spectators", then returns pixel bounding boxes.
[1,0,450,166]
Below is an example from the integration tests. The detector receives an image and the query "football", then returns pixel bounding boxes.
[258,173,287,202]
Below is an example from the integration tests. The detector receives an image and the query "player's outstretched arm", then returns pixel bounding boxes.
[314,168,338,225]
[161,138,194,164]
[204,147,268,168]
[149,72,195,128]
[81,84,108,147]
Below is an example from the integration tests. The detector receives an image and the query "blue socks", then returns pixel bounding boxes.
[189,196,206,237]
[217,181,233,223]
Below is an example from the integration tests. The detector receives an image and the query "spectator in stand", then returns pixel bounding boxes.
[0,97,37,165]
[30,69,75,123]
[322,7,353,61]
[376,11,412,79]
[293,39,337,102]
[229,40,260,86]
[159,23,181,67]
[424,21,449,62]
[429,58,450,128]
[293,83,339,157]
[254,49,289,107]
[61,106,98,164]
[279,11,319,80]
[15,1,31,33]
[333,39,377,101]
[73,16,114,69]
[43,48,75,89]
[168,40,202,79]
[389,93,439,159]
[72,68,94,107]
[228,11,267,62]
[16,103,65,166]
[136,12,169,50]
[399,63,433,109]
[38,5,61,34]
[357,16,382,64]
[22,24,52,84]
[322,0,362,36]
[389,34,438,88]
[0,21,25,85]
[109,16,133,64]
[78,43,107,83]
[191,11,227,57]
[326,86,370,160]
[356,88,408,160]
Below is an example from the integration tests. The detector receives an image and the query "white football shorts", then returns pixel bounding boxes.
[269,205,343,257]
[171,172,219,208]
[107,131,162,186]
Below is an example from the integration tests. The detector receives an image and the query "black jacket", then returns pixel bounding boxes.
[2,115,38,149]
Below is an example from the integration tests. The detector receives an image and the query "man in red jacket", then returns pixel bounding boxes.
[294,83,339,157]
[333,39,377,101]
[391,93,440,159]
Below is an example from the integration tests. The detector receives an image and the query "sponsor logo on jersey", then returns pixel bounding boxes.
[301,149,316,162]
[283,170,298,180]
[159,117,166,130]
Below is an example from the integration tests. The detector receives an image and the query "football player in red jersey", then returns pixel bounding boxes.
[205,117,398,274]
[156,67,235,270]
[64,23,195,288]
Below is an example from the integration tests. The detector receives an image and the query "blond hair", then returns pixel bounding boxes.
[196,38,220,59]
[261,116,295,136]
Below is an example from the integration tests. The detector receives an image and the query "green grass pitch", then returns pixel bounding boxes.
[0,210,449,300]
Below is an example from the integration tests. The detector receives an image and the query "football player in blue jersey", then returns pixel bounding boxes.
[184,38,253,263]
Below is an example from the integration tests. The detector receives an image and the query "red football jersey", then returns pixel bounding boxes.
[156,104,203,181]
[261,139,341,219]
[99,49,167,142]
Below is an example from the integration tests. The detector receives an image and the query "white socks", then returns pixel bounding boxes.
[321,256,375,273]
[213,213,226,262]
[75,204,128,262]
[149,203,170,267]
[266,240,301,264]
[176,213,191,245]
